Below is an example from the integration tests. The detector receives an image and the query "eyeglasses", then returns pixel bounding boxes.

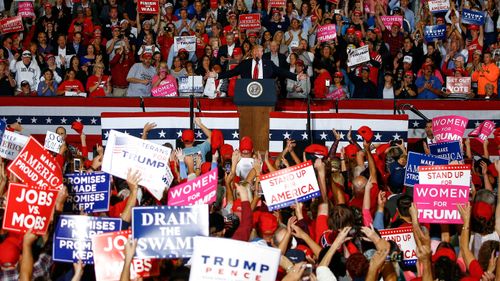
[404,75,412,78]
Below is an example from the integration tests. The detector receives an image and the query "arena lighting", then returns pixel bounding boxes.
[397,104,429,122]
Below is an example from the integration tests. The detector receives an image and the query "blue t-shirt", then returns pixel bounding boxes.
[182,140,211,162]
[415,75,442,99]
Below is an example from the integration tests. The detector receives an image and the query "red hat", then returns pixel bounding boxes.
[432,247,457,263]
[469,24,480,31]
[271,8,280,15]
[142,52,153,58]
[71,121,84,135]
[201,162,211,174]
[405,70,414,77]
[304,144,328,158]
[354,30,363,39]
[111,25,121,31]
[228,11,237,18]
[0,236,22,267]
[422,62,434,69]
[258,212,278,235]
[488,163,499,177]
[472,201,494,221]
[178,48,188,53]
[347,27,356,34]
[239,136,253,154]
[353,10,362,16]
[357,126,373,142]
[334,71,343,78]
[392,21,401,28]
[248,32,257,37]
[182,129,195,143]
[232,47,242,56]
[344,144,359,158]
[295,59,304,67]
[373,27,381,34]
[44,2,52,8]
[220,144,234,160]
[211,129,224,151]
[45,53,55,61]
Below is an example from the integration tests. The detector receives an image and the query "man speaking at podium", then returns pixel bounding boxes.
[208,45,308,81]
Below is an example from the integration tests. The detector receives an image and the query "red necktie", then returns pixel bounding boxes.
[253,60,259,80]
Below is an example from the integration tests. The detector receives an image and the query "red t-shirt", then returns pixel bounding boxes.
[58,80,85,93]
[86,75,109,97]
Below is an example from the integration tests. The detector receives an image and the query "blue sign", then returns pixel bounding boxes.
[64,172,111,213]
[0,120,6,143]
[53,215,122,264]
[429,141,463,162]
[462,9,485,25]
[424,25,446,42]
[132,205,209,259]
[404,152,449,186]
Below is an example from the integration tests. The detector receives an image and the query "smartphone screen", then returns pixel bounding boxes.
[74,158,81,172]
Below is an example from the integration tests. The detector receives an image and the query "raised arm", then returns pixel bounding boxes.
[120,170,141,223]
[120,238,138,281]
[194,117,212,141]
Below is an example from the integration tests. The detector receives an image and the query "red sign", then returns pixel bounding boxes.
[3,183,58,235]
[137,0,159,14]
[92,230,160,280]
[239,14,261,30]
[8,137,63,191]
[18,2,35,18]
[0,16,24,34]
[269,0,286,7]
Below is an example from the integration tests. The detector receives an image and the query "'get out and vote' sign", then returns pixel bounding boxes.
[64,172,111,213]
[168,169,218,206]
[92,230,160,281]
[259,161,320,211]
[379,226,416,266]
[189,236,281,281]
[53,215,122,264]
[414,165,471,224]
[3,183,58,235]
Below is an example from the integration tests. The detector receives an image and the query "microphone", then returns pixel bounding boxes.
[399,104,429,122]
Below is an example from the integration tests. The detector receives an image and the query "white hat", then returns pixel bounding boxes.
[403,55,413,64]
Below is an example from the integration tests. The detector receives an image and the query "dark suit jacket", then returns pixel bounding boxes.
[216,44,239,66]
[218,58,297,80]
[67,43,85,58]
[262,52,289,69]
[411,138,428,154]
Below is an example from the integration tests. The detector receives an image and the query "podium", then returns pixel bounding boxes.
[234,79,276,152]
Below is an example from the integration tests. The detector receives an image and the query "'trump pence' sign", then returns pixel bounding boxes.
[53,215,122,264]
[102,130,172,200]
[3,183,58,235]
[132,205,209,258]
[260,161,320,211]
[168,169,218,206]
[432,115,468,143]
[189,236,281,281]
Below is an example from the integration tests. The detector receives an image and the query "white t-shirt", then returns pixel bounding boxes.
[236,157,254,180]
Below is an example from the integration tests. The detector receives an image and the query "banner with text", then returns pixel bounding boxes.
[462,9,485,25]
[469,120,495,144]
[0,130,29,160]
[432,115,468,143]
[239,14,261,30]
[151,80,177,97]
[53,215,122,264]
[189,236,281,281]
[269,0,286,7]
[404,152,449,186]
[0,16,24,34]
[428,0,449,13]
[137,0,159,14]
[260,161,320,211]
[132,205,209,258]
[414,183,469,224]
[424,25,446,42]
[347,45,370,67]
[168,169,218,206]
[418,164,471,186]
[65,172,111,213]
[44,131,63,154]
[379,226,416,266]
[317,24,337,42]
[18,1,35,18]
[446,77,471,94]
[174,36,196,53]
[92,229,160,280]
[3,183,58,235]
[8,137,63,191]
[102,130,172,201]
[429,141,463,162]
[380,16,403,30]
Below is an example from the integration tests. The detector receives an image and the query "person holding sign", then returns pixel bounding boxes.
[151,61,178,96]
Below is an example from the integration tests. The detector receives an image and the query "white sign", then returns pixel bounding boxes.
[0,130,29,160]
[259,161,320,211]
[428,0,450,13]
[174,36,196,53]
[65,91,87,97]
[101,130,172,201]
[347,45,370,67]
[44,131,63,154]
[189,236,281,281]
[178,76,204,93]
[418,164,471,186]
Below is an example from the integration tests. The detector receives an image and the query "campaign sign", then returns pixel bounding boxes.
[0,119,6,143]
[424,25,446,42]
[260,161,320,211]
[0,130,29,160]
[0,16,24,34]
[44,131,63,154]
[189,236,281,281]
[137,0,159,14]
[317,24,337,42]
[428,0,449,13]
[18,1,35,18]
[326,88,345,100]
[174,36,196,52]
[404,152,449,187]
[53,215,122,264]
[418,164,471,186]
[178,76,204,93]
[379,227,416,266]
[380,15,403,30]
[92,229,160,280]
[2,183,58,235]
[132,205,209,258]
[102,130,172,201]
[269,0,286,7]
[446,77,471,94]
[429,141,463,162]
[168,169,218,206]
[151,80,177,97]
[462,9,485,25]
[414,184,469,224]
[347,45,370,67]
[65,172,111,213]
[432,115,469,143]
[473,120,495,144]
[8,137,63,191]
[239,14,261,30]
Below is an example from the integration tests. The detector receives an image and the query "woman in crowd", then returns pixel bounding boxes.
[151,61,178,96]
[86,62,111,97]
[37,69,58,96]
[327,71,349,99]
[57,69,86,95]
[286,59,310,98]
